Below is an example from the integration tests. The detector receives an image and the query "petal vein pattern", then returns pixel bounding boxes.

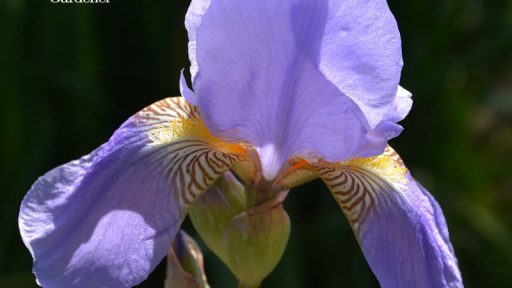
[308,147,407,233]
[137,98,246,206]
[19,97,246,288]
[307,146,463,288]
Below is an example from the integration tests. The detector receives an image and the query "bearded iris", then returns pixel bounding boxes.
[19,0,463,287]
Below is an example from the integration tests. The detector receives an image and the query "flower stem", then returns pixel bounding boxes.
[239,283,260,288]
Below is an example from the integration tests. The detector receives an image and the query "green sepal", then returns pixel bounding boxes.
[189,172,290,287]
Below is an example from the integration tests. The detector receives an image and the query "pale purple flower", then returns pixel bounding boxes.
[19,0,463,287]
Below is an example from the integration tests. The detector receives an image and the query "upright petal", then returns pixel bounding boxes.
[186,0,403,178]
[185,0,211,83]
[386,86,413,123]
[307,147,463,288]
[19,97,246,287]
[180,69,199,105]
[353,86,413,158]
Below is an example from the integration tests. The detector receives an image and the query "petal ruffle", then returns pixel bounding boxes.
[308,147,463,288]
[186,0,403,179]
[355,86,413,157]
[386,86,413,123]
[185,0,211,83]
[19,97,245,287]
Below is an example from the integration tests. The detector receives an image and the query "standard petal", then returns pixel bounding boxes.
[19,97,245,287]
[186,0,403,179]
[180,69,198,105]
[354,86,413,157]
[386,86,413,123]
[185,0,211,83]
[308,147,463,288]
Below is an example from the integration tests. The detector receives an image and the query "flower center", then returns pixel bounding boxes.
[256,144,285,181]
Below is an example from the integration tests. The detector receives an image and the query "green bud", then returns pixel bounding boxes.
[189,172,290,288]
[222,204,290,288]
[165,230,210,288]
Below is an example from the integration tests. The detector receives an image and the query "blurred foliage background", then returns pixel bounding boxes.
[1,0,511,287]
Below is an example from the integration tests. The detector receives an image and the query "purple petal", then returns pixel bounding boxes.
[352,86,412,158]
[19,97,242,287]
[316,0,403,128]
[186,0,403,178]
[313,147,463,288]
[180,69,198,105]
[358,175,462,288]
[386,86,413,123]
[19,127,181,287]
[185,0,211,83]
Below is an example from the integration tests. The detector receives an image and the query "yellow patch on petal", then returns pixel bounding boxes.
[303,146,410,233]
[342,147,408,185]
[146,107,247,156]
[135,97,250,207]
[148,117,212,144]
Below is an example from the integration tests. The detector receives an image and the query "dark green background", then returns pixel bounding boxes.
[1,0,511,287]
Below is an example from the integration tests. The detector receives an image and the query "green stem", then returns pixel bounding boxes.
[246,179,278,208]
[239,283,260,288]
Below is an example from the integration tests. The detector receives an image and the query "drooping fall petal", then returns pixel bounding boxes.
[308,147,463,288]
[19,97,246,287]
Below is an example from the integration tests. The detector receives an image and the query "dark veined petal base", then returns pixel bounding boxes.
[19,97,246,288]
[306,147,463,288]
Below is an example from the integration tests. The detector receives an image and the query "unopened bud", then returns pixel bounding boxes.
[222,203,290,288]
[165,230,210,288]
[189,172,290,288]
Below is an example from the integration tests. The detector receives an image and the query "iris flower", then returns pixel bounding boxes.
[19,0,463,287]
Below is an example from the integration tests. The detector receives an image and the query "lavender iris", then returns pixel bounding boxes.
[19,0,463,287]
